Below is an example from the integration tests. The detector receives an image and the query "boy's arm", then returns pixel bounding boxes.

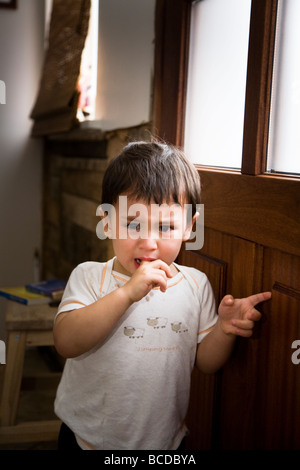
[53,260,172,358]
[53,286,133,358]
[196,319,236,374]
[196,291,271,374]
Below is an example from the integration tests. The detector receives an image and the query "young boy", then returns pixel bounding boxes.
[53,140,271,450]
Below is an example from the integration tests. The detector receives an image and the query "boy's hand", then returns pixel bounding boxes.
[123,260,173,303]
[218,291,271,337]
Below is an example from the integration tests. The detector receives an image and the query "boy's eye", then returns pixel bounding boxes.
[159,225,173,233]
[127,222,140,232]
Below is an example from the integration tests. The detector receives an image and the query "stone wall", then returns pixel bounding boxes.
[42,124,151,281]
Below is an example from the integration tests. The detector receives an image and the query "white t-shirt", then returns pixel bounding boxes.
[54,257,217,450]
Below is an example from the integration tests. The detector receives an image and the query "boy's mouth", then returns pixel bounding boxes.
[134,258,156,267]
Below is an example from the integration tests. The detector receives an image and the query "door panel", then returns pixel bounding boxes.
[256,288,300,449]
[178,217,300,450]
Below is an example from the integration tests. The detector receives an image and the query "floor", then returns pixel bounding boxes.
[0,346,63,450]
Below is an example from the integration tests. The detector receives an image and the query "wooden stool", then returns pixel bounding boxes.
[0,300,61,444]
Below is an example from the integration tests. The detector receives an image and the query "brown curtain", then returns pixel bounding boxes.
[30,0,91,136]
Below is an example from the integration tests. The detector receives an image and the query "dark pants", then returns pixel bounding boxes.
[57,422,186,451]
[58,422,82,450]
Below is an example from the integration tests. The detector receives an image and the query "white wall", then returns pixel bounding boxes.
[95,0,155,130]
[0,0,155,340]
[0,0,45,295]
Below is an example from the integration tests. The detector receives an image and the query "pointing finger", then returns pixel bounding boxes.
[247,291,272,307]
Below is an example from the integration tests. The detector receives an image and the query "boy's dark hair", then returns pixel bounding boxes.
[101,140,201,217]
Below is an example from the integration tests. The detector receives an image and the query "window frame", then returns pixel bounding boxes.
[153,0,298,179]
[241,0,277,175]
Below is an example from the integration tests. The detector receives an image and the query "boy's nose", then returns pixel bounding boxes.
[137,235,158,250]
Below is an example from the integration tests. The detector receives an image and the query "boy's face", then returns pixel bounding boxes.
[106,195,196,277]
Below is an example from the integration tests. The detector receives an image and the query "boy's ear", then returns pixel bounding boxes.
[183,212,199,242]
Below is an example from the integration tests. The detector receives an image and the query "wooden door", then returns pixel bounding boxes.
[178,174,300,450]
[154,0,300,450]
